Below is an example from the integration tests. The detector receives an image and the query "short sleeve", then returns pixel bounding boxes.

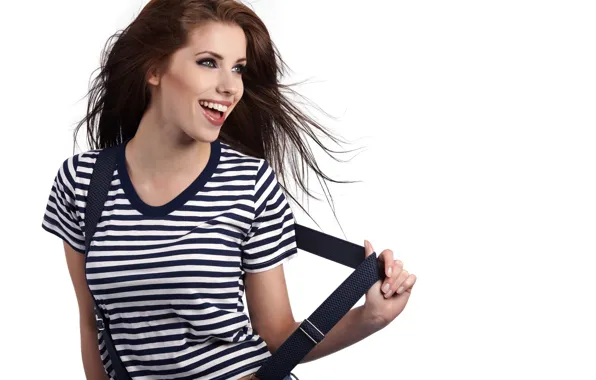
[241,160,298,273]
[41,154,86,254]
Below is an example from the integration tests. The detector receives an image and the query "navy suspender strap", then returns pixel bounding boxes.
[253,227,382,380]
[85,146,383,380]
[84,146,132,380]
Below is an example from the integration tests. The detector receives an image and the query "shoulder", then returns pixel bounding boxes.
[53,149,103,190]
[218,141,282,200]
[218,141,272,176]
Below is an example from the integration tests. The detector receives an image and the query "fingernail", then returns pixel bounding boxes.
[387,266,392,277]
[397,286,404,294]
[383,283,390,293]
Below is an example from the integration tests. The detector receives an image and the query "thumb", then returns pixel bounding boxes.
[364,240,375,258]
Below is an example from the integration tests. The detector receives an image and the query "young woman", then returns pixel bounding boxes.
[42,1,417,379]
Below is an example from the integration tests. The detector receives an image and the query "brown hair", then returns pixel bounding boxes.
[74,0,360,227]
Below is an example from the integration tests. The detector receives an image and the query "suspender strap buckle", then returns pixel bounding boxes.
[95,309,106,332]
[298,318,325,345]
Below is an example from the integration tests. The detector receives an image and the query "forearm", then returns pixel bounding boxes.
[80,325,109,380]
[293,305,384,363]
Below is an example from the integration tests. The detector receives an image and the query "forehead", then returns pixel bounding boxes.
[186,21,247,57]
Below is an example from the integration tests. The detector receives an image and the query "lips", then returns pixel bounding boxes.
[200,102,226,127]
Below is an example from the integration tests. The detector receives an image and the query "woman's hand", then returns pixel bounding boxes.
[362,240,417,328]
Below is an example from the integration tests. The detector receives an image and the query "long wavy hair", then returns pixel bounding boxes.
[73,0,360,230]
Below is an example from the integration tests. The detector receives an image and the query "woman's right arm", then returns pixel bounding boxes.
[63,241,109,380]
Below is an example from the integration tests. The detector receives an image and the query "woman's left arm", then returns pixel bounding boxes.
[244,239,417,363]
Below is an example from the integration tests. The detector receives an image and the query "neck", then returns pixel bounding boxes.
[125,107,212,180]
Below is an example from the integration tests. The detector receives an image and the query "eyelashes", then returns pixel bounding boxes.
[196,58,247,75]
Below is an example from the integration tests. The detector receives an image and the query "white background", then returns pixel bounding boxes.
[1,0,595,379]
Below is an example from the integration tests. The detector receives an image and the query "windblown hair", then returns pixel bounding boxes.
[74,0,359,227]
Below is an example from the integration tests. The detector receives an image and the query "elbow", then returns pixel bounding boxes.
[260,319,299,353]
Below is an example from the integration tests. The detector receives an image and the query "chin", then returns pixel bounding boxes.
[183,127,221,144]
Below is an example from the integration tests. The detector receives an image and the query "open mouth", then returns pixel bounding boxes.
[199,100,227,119]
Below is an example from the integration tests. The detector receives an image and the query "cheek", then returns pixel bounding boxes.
[235,85,244,104]
[163,72,196,99]
[160,74,204,117]
[228,91,244,116]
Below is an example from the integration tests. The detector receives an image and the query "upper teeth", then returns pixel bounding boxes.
[200,101,228,112]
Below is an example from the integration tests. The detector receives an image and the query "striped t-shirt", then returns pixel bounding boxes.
[42,139,298,380]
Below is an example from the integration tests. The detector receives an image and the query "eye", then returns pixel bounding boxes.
[197,58,246,75]
[234,65,247,75]
[196,58,216,68]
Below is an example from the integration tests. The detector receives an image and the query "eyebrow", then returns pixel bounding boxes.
[195,50,247,63]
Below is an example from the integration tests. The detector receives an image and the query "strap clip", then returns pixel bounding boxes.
[95,309,105,331]
[298,319,325,345]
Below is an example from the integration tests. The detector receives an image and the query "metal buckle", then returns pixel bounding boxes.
[298,318,325,345]
[95,312,105,331]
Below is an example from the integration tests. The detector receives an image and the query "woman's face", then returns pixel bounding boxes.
[148,21,247,142]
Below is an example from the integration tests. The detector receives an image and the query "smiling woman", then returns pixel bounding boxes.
[144,22,249,134]
[41,1,417,380]
[73,0,353,207]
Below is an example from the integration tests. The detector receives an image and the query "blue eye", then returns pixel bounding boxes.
[196,59,246,75]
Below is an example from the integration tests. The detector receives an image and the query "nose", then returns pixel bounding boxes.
[216,70,240,97]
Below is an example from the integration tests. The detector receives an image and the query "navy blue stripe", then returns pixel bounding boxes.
[93,280,240,296]
[111,315,248,337]
[87,270,243,286]
[87,237,243,253]
[86,259,240,274]
[110,309,230,325]
[110,302,239,316]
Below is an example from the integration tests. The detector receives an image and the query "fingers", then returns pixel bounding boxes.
[364,240,376,261]
[374,245,394,279]
[398,273,417,294]
[383,260,417,297]
[379,249,401,298]
[383,260,404,298]
[377,248,394,277]
[389,268,409,297]
[366,240,416,297]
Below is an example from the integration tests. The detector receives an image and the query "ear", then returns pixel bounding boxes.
[146,64,161,87]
